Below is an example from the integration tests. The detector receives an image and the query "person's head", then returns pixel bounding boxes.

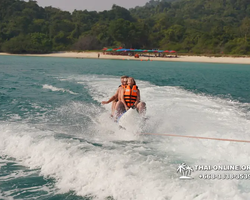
[127,77,136,86]
[120,75,129,85]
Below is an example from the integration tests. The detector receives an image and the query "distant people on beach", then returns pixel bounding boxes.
[98,53,100,58]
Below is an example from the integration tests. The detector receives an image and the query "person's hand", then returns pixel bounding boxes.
[125,106,129,111]
[101,101,108,105]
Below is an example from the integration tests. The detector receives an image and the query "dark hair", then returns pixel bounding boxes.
[128,77,136,85]
[120,75,129,79]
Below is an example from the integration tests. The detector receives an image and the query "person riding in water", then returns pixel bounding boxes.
[101,75,129,116]
[115,77,146,119]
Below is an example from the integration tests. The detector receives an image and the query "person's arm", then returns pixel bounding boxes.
[134,89,141,107]
[101,89,118,104]
[120,88,129,110]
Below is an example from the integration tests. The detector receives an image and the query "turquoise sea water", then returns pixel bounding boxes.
[1,55,250,199]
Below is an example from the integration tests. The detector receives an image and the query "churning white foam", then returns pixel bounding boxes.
[1,75,250,199]
[43,84,77,95]
[0,192,14,200]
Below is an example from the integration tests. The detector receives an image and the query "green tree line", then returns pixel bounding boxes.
[0,0,250,54]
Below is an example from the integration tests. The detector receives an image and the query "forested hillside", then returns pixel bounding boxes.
[0,0,250,54]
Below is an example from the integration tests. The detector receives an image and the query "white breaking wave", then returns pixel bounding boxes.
[43,84,77,95]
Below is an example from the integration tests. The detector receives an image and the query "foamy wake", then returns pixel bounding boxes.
[1,75,250,199]
[0,192,13,200]
[1,121,249,200]
[0,122,170,199]
[43,84,77,95]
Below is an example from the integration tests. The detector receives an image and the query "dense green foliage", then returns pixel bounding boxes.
[0,0,250,54]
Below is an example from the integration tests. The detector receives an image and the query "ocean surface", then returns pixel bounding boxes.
[1,55,250,200]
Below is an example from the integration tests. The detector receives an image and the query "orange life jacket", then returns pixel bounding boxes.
[117,85,127,101]
[119,85,126,89]
[124,85,138,107]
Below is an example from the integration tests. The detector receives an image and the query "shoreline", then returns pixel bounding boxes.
[1,52,250,64]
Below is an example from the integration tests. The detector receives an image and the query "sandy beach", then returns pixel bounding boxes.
[1,51,250,64]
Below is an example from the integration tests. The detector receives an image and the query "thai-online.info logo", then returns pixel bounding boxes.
[177,163,250,180]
